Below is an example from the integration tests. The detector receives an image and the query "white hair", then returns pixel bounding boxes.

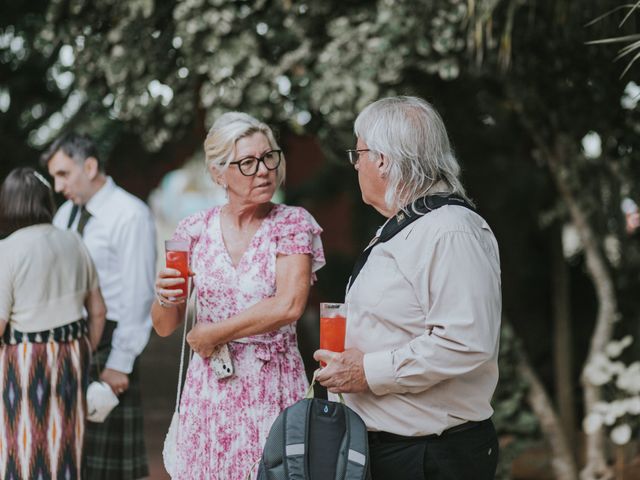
[354,96,471,212]
[204,112,286,188]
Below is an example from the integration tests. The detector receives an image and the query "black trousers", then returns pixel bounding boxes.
[368,419,499,480]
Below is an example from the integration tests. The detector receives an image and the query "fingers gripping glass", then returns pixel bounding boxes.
[228,149,282,176]
[346,149,370,165]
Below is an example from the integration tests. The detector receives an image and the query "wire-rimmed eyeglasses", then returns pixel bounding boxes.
[346,149,370,165]
[227,149,282,176]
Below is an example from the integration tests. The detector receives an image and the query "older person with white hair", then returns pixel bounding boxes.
[152,112,325,479]
[314,96,501,479]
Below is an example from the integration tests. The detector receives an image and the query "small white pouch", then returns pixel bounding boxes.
[86,381,119,423]
[163,410,180,477]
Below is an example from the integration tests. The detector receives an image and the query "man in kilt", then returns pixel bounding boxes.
[43,133,157,479]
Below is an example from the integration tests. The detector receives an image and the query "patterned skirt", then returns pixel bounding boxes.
[0,320,91,480]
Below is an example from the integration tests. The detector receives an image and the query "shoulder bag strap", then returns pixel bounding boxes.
[347,194,475,292]
[174,278,194,414]
[174,216,207,413]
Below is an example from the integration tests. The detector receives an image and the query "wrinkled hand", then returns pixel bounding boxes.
[313,348,369,394]
[187,323,223,359]
[155,267,194,306]
[100,368,130,396]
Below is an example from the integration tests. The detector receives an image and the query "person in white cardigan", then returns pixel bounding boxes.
[0,167,106,479]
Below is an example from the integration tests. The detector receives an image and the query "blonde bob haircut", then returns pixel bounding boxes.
[354,96,470,212]
[204,112,286,188]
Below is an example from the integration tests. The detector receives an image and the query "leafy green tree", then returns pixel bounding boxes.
[0,0,67,177]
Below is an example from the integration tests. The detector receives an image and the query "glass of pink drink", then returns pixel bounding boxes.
[165,240,189,299]
[319,303,347,367]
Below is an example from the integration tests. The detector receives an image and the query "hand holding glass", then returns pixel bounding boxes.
[319,303,347,367]
[164,240,189,300]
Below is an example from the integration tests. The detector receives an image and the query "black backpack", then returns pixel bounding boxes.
[256,387,371,480]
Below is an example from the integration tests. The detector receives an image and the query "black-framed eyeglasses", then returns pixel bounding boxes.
[346,149,370,165]
[228,149,282,176]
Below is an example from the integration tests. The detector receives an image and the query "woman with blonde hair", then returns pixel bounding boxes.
[152,112,325,479]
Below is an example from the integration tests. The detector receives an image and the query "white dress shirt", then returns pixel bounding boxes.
[341,205,502,436]
[53,177,157,373]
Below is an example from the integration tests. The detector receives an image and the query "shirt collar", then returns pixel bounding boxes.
[85,176,116,217]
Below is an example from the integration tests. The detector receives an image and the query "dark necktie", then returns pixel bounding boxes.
[76,206,92,237]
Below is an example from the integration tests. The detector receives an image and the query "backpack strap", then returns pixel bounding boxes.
[335,404,368,480]
[282,399,311,479]
[334,403,350,479]
[343,407,368,479]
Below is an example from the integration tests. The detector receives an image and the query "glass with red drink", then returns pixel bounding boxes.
[319,302,347,367]
[164,240,189,300]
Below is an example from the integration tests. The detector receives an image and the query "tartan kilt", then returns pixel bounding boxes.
[83,325,148,480]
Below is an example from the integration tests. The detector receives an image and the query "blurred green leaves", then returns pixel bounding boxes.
[24,0,519,152]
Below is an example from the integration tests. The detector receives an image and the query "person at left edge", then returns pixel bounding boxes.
[41,133,157,480]
[0,167,106,479]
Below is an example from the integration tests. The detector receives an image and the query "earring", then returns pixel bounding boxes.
[222,184,228,200]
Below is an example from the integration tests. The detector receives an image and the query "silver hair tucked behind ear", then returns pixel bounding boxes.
[354,96,471,212]
[204,112,286,188]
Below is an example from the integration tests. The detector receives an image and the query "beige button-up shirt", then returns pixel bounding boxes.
[341,205,501,436]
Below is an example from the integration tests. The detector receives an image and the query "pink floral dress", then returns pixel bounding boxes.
[171,204,325,480]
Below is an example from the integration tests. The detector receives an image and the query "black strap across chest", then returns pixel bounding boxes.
[346,194,475,292]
